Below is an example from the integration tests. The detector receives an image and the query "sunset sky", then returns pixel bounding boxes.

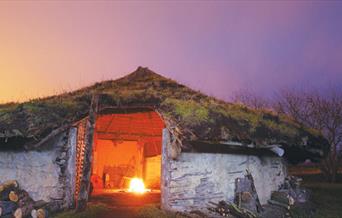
[0,1,341,103]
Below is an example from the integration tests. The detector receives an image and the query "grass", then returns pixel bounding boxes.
[137,205,177,218]
[162,98,209,127]
[52,204,187,218]
[289,181,342,218]
[0,67,329,163]
[51,182,342,218]
[52,204,111,218]
[306,183,342,218]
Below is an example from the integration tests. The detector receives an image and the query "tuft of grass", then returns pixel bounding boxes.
[52,204,111,218]
[137,205,188,218]
[137,205,171,218]
[162,98,209,126]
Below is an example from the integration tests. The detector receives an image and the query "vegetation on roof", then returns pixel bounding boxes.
[0,67,329,162]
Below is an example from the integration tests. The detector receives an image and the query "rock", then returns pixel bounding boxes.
[56,159,66,167]
[59,152,67,160]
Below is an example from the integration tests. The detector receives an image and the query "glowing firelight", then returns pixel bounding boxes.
[128,178,146,194]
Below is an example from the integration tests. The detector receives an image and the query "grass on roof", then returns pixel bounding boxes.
[0,68,329,161]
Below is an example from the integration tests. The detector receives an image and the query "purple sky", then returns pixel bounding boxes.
[0,1,341,103]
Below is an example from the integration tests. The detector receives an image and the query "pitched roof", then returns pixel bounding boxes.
[0,67,329,162]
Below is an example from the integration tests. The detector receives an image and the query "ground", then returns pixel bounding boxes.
[53,190,165,218]
[292,182,342,218]
[52,179,342,218]
[89,190,161,218]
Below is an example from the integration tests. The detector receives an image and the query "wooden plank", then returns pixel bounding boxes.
[96,131,162,137]
[26,125,70,149]
[234,171,263,213]
[98,106,155,115]
[76,95,99,211]
[161,128,171,211]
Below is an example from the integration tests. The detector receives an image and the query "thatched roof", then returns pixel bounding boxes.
[0,67,329,162]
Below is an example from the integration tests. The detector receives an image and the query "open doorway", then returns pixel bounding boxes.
[90,108,164,198]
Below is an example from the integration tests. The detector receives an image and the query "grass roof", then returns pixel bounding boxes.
[0,67,329,162]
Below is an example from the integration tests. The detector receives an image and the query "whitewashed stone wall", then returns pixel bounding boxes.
[0,150,60,201]
[0,129,77,209]
[161,130,287,212]
[65,127,77,208]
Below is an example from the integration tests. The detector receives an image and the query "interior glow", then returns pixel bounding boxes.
[128,178,147,194]
[91,112,163,192]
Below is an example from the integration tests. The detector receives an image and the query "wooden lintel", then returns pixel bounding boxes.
[98,106,155,115]
[96,132,162,137]
[97,133,162,141]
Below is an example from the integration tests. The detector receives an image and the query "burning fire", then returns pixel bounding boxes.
[128,178,147,194]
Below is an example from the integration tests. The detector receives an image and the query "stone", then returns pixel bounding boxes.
[59,152,67,160]
[164,152,286,212]
[56,159,66,167]
[0,133,70,202]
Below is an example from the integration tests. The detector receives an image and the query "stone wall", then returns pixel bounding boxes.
[162,133,287,212]
[64,127,77,208]
[0,149,60,201]
[0,129,77,209]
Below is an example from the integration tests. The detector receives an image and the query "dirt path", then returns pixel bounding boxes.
[89,191,161,218]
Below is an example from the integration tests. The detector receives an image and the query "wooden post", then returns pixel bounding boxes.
[76,95,99,211]
[161,128,171,211]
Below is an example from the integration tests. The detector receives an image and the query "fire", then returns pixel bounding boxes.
[128,178,147,194]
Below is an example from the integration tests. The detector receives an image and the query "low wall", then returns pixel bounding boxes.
[0,149,60,201]
[0,130,76,207]
[163,152,286,212]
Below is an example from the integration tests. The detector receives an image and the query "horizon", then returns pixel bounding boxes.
[0,2,342,217]
[1,1,342,103]
[0,66,339,106]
